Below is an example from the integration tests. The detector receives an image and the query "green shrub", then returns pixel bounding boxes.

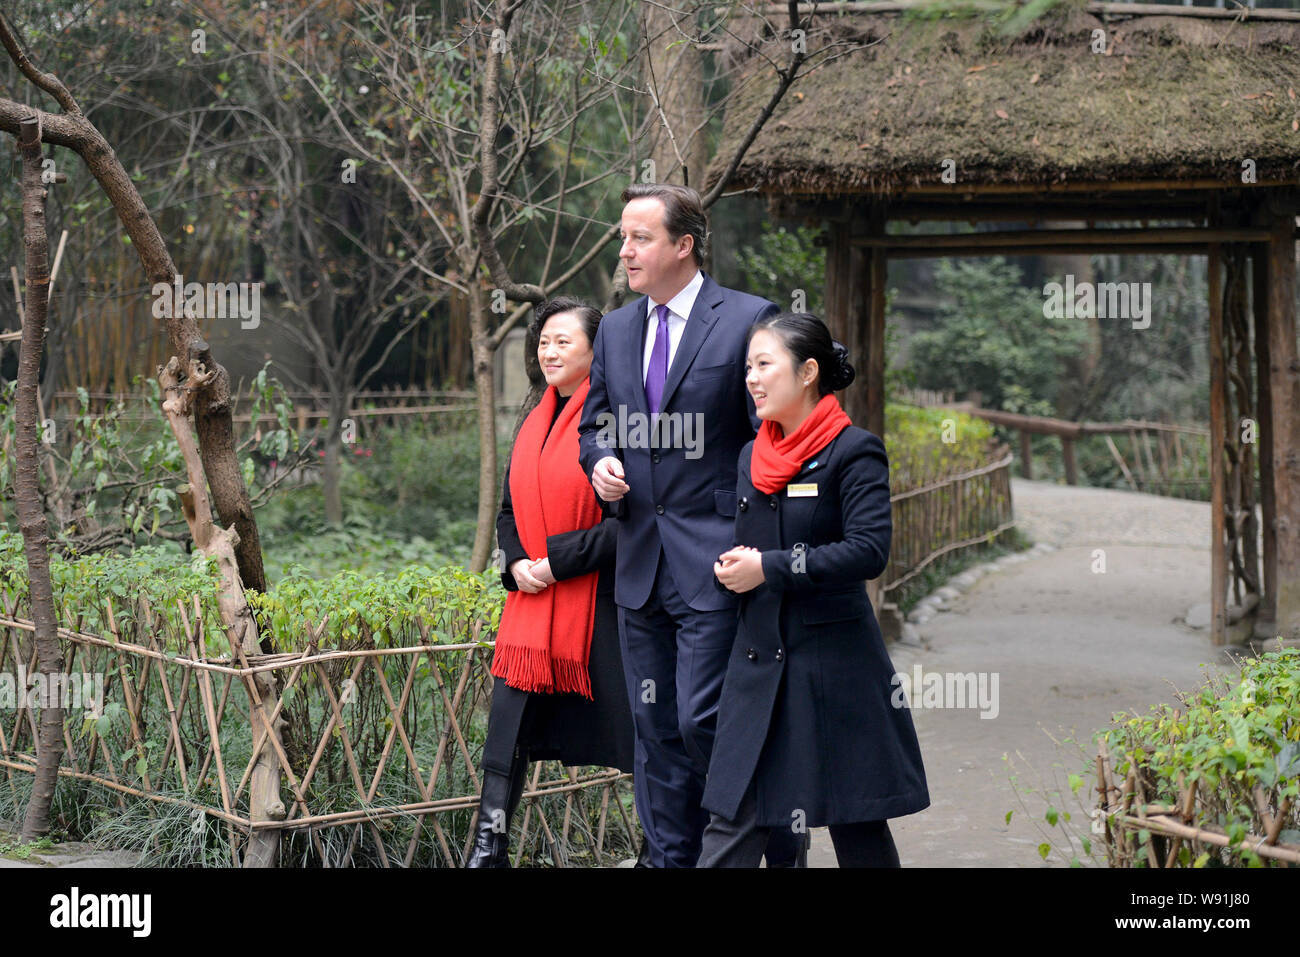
[247,562,503,650]
[885,402,1000,492]
[1098,647,1300,867]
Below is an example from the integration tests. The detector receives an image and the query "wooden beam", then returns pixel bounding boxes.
[729,2,1300,20]
[854,226,1273,249]
[885,242,1217,259]
[1209,241,1228,646]
[1265,208,1300,641]
[756,180,1297,198]
[883,203,1208,224]
[1252,243,1277,629]
[1090,2,1300,22]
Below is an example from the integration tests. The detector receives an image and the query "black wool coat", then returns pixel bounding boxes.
[495,451,635,773]
[701,425,930,828]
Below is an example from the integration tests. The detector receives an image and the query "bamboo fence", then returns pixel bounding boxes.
[1093,742,1300,867]
[881,449,1016,595]
[0,596,635,868]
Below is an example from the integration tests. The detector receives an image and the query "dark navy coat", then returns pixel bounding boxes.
[701,426,930,828]
[577,272,779,612]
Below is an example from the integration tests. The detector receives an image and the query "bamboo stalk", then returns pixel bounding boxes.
[0,757,251,827]
[243,772,630,831]
[1114,812,1300,865]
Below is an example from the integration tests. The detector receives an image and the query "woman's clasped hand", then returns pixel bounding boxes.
[713,546,764,593]
[509,557,555,593]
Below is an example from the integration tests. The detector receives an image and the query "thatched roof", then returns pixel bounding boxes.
[705,4,1300,197]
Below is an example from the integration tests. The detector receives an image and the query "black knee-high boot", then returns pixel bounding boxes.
[466,745,529,868]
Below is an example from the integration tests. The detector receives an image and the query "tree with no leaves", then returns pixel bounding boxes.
[0,10,277,848]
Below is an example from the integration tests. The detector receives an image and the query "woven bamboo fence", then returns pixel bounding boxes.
[1093,742,1300,868]
[881,448,1016,596]
[0,595,635,867]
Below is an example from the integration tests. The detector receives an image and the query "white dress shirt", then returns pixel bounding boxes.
[642,269,704,385]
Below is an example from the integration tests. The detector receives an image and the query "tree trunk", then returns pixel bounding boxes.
[646,4,707,186]
[322,392,346,527]
[14,114,66,843]
[159,356,285,866]
[0,92,267,596]
[469,281,498,572]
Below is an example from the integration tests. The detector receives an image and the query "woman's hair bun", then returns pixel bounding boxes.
[826,340,856,392]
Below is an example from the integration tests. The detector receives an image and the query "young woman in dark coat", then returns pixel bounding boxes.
[466,298,634,868]
[699,313,930,867]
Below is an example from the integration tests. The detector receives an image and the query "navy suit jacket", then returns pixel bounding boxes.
[577,272,779,611]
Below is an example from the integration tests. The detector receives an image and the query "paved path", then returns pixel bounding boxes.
[807,478,1246,867]
[0,821,135,868]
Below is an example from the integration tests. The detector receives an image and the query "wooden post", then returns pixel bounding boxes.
[824,214,870,430]
[1265,205,1300,641]
[1208,241,1228,646]
[1061,437,1077,485]
[1019,431,1033,480]
[1252,242,1276,630]
[865,240,887,440]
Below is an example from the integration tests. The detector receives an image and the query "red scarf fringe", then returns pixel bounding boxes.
[491,380,601,697]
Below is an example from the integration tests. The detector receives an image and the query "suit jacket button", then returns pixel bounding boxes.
[652,453,661,464]
[746,648,758,661]
[738,497,748,512]
[655,505,665,515]
[769,498,778,510]
[775,649,784,662]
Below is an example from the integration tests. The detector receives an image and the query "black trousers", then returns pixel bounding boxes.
[481,677,536,775]
[698,778,900,868]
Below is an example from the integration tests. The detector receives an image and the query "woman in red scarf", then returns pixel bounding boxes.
[466,298,634,867]
[699,313,929,867]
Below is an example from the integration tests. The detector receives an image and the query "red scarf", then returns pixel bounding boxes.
[751,393,853,494]
[491,379,602,697]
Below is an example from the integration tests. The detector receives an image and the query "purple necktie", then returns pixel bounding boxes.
[645,303,670,414]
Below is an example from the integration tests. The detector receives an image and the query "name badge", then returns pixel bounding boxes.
[787,483,818,498]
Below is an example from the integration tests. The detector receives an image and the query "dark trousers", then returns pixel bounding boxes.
[618,550,804,867]
[481,677,535,776]
[699,778,900,868]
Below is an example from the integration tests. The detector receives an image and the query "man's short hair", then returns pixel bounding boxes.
[621,183,707,267]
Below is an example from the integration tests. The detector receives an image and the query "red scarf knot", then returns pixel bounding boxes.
[750,393,853,495]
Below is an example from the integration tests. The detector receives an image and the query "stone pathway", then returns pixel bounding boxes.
[807,478,1248,867]
[0,822,135,868]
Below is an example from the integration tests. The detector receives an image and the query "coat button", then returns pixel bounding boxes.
[769,498,778,510]
[655,505,665,515]
[738,497,748,512]
[652,453,661,464]
[746,648,758,661]
[775,649,784,662]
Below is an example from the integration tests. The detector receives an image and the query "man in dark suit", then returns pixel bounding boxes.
[577,183,801,867]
